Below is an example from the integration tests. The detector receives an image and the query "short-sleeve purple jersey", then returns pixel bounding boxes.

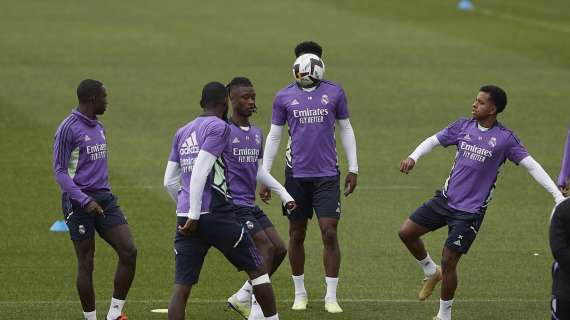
[223,121,263,207]
[558,126,570,188]
[436,118,530,214]
[168,116,230,216]
[53,110,110,207]
[272,80,349,178]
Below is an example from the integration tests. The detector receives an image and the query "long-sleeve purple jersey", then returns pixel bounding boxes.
[558,126,570,188]
[53,110,110,207]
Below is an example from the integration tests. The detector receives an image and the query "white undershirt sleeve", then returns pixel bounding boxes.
[188,150,218,220]
[163,161,181,204]
[520,156,565,204]
[408,135,441,162]
[262,124,283,172]
[256,160,294,204]
[337,119,358,174]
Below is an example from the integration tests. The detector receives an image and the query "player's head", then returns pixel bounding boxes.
[227,77,256,118]
[472,85,507,120]
[77,79,107,115]
[200,81,229,120]
[294,41,323,58]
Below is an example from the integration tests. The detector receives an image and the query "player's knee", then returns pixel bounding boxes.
[441,253,459,271]
[321,227,338,245]
[398,228,411,242]
[119,246,138,266]
[78,256,94,274]
[290,228,306,245]
[274,242,287,260]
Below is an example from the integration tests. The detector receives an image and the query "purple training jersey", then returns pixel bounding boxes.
[558,126,570,188]
[168,116,230,217]
[436,118,530,214]
[53,110,110,207]
[272,80,349,178]
[223,121,263,207]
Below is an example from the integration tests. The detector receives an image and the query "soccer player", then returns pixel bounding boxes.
[53,79,137,320]
[163,81,280,320]
[558,126,570,196]
[397,85,565,320]
[223,77,296,320]
[260,41,359,313]
[549,198,570,320]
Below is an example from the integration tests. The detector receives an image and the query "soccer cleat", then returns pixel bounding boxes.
[247,298,264,320]
[419,265,442,301]
[291,294,308,311]
[433,317,444,320]
[324,301,343,313]
[226,294,251,319]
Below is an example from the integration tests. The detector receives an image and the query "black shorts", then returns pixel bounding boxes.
[174,213,263,286]
[283,168,341,220]
[552,296,570,320]
[409,191,484,254]
[62,191,128,241]
[234,205,274,235]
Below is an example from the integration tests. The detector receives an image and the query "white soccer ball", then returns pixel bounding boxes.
[292,53,325,87]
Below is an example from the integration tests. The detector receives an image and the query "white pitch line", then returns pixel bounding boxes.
[477,8,570,34]
[0,298,549,305]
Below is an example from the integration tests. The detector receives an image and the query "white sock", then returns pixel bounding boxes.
[83,310,97,320]
[106,297,125,320]
[292,274,307,296]
[417,254,437,277]
[266,314,279,320]
[236,280,253,302]
[437,299,453,320]
[325,277,339,302]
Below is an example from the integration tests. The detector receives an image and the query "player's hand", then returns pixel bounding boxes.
[400,158,416,174]
[259,185,272,204]
[560,183,569,197]
[344,172,357,197]
[85,201,104,217]
[178,218,198,236]
[284,201,296,214]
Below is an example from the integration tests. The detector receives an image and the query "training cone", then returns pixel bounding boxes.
[50,220,69,232]
[458,0,474,11]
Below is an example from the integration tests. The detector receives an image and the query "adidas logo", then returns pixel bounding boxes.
[463,134,471,141]
[180,131,199,155]
[84,135,91,142]
[453,240,461,246]
[291,99,299,106]
[232,137,240,144]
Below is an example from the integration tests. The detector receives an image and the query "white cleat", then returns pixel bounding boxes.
[324,300,343,313]
[247,297,264,320]
[291,294,308,311]
[227,294,251,319]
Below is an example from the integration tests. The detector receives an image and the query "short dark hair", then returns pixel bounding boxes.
[480,85,507,113]
[294,41,323,58]
[227,77,253,94]
[201,81,227,109]
[77,79,103,103]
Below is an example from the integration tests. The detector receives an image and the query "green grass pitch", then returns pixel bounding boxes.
[1,0,569,319]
